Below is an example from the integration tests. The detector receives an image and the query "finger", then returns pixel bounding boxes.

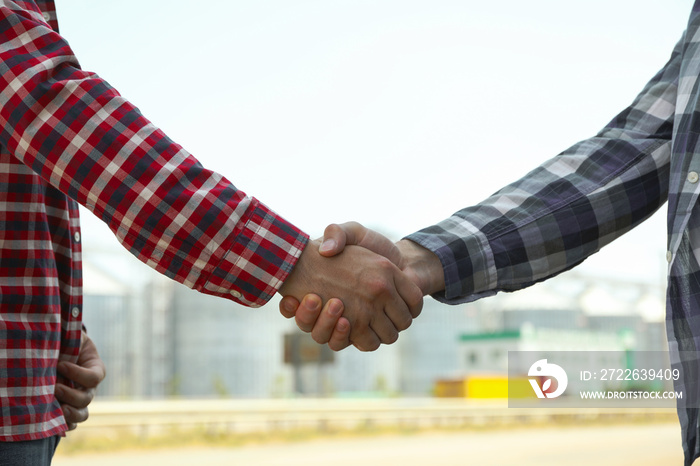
[356,230,402,266]
[375,276,413,334]
[328,317,352,351]
[294,294,323,333]
[357,258,404,343]
[369,310,400,345]
[348,314,382,352]
[310,298,344,344]
[279,296,301,319]
[394,270,424,319]
[76,335,107,380]
[351,331,381,352]
[57,361,104,389]
[60,403,89,426]
[380,269,423,335]
[55,383,95,410]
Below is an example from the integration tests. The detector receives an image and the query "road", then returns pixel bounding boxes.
[53,422,684,466]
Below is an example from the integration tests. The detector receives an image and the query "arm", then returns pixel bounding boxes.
[0,5,421,352]
[283,34,682,344]
[0,4,306,307]
[414,61,676,304]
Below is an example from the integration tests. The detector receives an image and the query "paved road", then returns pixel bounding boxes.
[53,423,684,466]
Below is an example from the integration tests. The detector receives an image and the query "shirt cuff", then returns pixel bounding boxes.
[405,216,497,305]
[201,198,309,307]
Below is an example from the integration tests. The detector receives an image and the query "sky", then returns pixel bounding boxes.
[56,0,694,286]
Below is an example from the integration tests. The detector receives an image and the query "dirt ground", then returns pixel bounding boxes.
[52,422,684,466]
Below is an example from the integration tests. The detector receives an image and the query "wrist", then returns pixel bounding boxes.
[396,239,445,296]
[279,239,321,296]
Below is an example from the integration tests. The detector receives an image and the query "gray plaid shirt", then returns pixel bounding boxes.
[407,4,700,465]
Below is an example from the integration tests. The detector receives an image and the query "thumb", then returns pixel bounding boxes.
[318,222,352,257]
[320,221,402,266]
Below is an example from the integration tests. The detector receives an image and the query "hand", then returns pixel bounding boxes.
[279,238,423,351]
[280,222,444,350]
[280,294,352,351]
[55,330,107,431]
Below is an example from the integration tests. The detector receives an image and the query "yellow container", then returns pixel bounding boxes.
[434,376,534,399]
[466,376,508,398]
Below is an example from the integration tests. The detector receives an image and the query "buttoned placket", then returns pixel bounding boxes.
[668,169,700,267]
[69,226,82,320]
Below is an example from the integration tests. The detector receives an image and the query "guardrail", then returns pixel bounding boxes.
[74,398,677,439]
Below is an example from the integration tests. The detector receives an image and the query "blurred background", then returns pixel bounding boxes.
[53,0,692,464]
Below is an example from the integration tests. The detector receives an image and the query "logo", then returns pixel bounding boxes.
[528,359,568,399]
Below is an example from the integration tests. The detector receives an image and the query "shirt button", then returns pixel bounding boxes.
[42,12,51,22]
[688,172,699,184]
[230,290,242,299]
[71,307,80,318]
[74,231,81,243]
[667,251,673,263]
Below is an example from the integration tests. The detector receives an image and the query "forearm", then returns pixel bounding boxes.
[0,4,308,306]
[407,36,681,304]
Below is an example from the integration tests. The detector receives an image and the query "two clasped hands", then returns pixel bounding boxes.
[278,222,445,352]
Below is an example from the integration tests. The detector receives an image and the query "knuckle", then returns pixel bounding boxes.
[366,341,380,352]
[396,314,413,331]
[384,331,399,345]
[367,277,392,296]
[73,394,91,409]
[296,326,312,335]
[411,307,422,319]
[357,339,380,352]
[84,373,101,388]
[410,299,423,318]
[311,331,329,345]
[328,341,347,352]
[297,324,313,334]
[341,220,362,234]
[376,256,394,271]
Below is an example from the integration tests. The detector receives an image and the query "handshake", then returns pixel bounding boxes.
[278,222,445,352]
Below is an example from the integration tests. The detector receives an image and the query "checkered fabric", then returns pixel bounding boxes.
[0,0,308,441]
[407,5,700,466]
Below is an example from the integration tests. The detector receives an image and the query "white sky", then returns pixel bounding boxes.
[57,0,694,286]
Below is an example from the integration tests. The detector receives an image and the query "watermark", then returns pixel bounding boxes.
[508,351,690,408]
[528,359,568,399]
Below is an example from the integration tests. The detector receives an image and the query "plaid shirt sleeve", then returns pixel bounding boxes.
[406,36,681,305]
[0,2,308,307]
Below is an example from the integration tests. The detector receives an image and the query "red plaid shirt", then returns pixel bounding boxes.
[0,0,308,441]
